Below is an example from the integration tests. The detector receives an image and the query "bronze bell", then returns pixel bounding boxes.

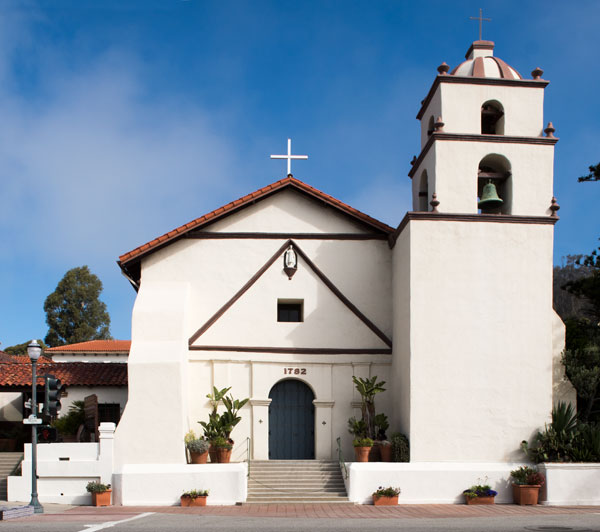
[478,180,503,212]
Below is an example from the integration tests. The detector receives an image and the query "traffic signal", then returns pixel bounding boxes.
[44,375,62,417]
[38,426,57,443]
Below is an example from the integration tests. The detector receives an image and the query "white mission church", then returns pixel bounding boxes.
[104,38,573,503]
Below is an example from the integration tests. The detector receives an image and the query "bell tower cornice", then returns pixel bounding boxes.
[408,132,558,179]
[417,76,549,121]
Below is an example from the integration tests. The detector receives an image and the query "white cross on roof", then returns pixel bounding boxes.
[270,138,308,176]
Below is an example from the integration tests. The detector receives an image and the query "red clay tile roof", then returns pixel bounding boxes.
[0,351,14,363]
[118,176,394,269]
[45,340,131,353]
[0,361,127,387]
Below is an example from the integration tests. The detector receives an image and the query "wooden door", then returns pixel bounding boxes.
[268,379,315,459]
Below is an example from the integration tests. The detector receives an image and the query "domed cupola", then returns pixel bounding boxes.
[450,40,522,80]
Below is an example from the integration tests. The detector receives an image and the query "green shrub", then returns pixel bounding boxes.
[184,430,210,453]
[52,401,85,436]
[86,481,110,493]
[352,437,373,447]
[390,432,409,462]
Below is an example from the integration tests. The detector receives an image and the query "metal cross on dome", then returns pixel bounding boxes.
[270,138,308,176]
[469,8,491,41]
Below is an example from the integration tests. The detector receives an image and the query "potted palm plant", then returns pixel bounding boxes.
[86,481,112,507]
[184,430,210,464]
[180,489,209,507]
[372,486,400,506]
[510,466,545,505]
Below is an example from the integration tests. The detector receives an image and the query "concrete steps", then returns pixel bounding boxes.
[0,453,23,500]
[246,460,349,503]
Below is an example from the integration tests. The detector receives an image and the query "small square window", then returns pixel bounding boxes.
[277,300,303,322]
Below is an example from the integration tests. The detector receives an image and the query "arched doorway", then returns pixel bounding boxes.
[268,379,315,459]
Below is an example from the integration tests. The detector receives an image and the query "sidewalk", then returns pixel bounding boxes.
[6,502,600,521]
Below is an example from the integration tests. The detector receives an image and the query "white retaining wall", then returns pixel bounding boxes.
[113,463,247,506]
[8,422,115,505]
[539,463,600,506]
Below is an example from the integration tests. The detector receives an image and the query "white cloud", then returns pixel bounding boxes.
[0,32,236,266]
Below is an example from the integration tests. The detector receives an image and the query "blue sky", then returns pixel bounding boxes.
[1,0,599,348]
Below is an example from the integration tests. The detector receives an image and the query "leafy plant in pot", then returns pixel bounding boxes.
[181,489,209,507]
[86,481,111,507]
[373,486,400,506]
[212,436,233,463]
[510,466,545,505]
[352,437,373,462]
[184,430,210,464]
[462,479,497,505]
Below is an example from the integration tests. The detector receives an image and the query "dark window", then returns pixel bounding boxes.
[98,403,121,425]
[278,302,303,322]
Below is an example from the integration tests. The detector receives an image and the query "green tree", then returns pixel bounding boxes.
[44,266,111,347]
[578,162,600,182]
[4,339,47,356]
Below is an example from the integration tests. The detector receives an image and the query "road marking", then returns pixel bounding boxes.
[80,512,155,532]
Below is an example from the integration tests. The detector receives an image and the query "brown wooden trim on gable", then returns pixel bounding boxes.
[292,245,393,348]
[188,239,292,345]
[389,211,558,248]
[408,132,558,179]
[185,232,388,240]
[189,346,392,355]
[417,75,549,120]
[188,239,393,349]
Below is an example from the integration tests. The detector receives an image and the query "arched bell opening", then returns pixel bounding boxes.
[477,154,512,215]
[418,170,429,211]
[481,100,505,135]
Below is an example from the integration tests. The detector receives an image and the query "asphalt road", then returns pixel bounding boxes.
[2,512,600,532]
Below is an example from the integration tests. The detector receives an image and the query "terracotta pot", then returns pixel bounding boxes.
[217,447,232,463]
[190,450,208,464]
[369,442,381,462]
[353,446,371,462]
[208,445,218,463]
[181,495,207,507]
[465,495,495,505]
[380,444,392,462]
[512,484,541,505]
[92,490,111,507]
[373,494,398,506]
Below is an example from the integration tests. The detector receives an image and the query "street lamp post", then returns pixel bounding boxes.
[26,340,43,514]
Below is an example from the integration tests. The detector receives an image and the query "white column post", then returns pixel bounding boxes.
[250,399,271,460]
[313,401,335,459]
[98,422,116,485]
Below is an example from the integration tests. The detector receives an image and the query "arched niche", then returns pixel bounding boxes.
[418,170,429,211]
[481,100,505,135]
[477,154,512,214]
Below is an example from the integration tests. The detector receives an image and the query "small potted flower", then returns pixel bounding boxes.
[463,479,498,505]
[86,481,112,507]
[353,437,373,462]
[180,489,209,507]
[373,486,400,506]
[212,436,233,463]
[185,430,210,464]
[510,466,545,505]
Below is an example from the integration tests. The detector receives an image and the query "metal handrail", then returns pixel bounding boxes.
[336,436,348,479]
[245,436,251,477]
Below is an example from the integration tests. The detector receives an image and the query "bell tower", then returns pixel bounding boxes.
[409,40,558,217]
[391,40,564,462]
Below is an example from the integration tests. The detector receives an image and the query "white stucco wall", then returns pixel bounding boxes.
[0,392,23,422]
[403,219,554,462]
[439,83,545,137]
